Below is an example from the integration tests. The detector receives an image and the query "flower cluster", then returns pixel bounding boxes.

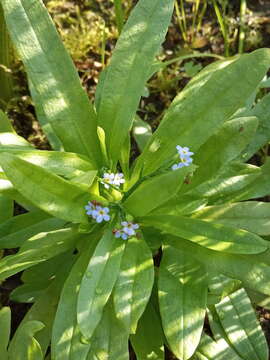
[113,221,140,240]
[172,145,194,170]
[85,201,110,223]
[101,172,125,189]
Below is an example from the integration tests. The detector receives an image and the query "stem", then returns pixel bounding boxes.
[0,4,13,110]
[191,0,201,42]
[238,0,246,54]
[197,0,207,33]
[175,0,187,42]
[212,0,229,57]
[113,0,124,35]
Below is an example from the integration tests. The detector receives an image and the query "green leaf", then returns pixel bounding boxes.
[138,49,270,176]
[0,148,96,178]
[0,227,78,281]
[241,93,270,161]
[130,300,165,360]
[0,194,13,223]
[77,229,125,339]
[141,215,268,254]
[86,301,129,360]
[196,333,243,360]
[28,79,63,151]
[8,321,44,360]
[0,210,65,249]
[186,116,258,190]
[113,236,154,333]
[167,236,270,296]
[0,307,11,359]
[1,0,101,164]
[153,195,207,216]
[190,162,261,204]
[159,245,207,359]
[0,153,94,223]
[192,201,270,236]
[0,132,32,148]
[0,110,13,132]
[124,165,195,217]
[11,251,74,303]
[10,257,75,355]
[96,0,174,165]
[132,116,152,153]
[215,288,268,360]
[52,237,99,360]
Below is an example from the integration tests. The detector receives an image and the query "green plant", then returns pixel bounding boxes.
[0,4,13,110]
[1,0,270,359]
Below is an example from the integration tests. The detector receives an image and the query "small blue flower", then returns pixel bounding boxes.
[121,221,139,236]
[176,146,194,158]
[114,229,128,240]
[172,145,194,171]
[92,206,110,223]
[85,202,94,215]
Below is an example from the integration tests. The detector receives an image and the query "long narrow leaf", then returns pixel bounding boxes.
[96,0,174,165]
[1,0,101,164]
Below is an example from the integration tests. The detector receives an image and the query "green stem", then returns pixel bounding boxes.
[175,0,187,42]
[238,0,246,54]
[0,4,13,109]
[212,0,229,57]
[113,0,124,35]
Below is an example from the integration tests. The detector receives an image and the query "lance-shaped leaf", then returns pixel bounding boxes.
[130,301,165,360]
[96,0,174,165]
[11,251,73,303]
[8,321,44,360]
[0,194,13,223]
[132,116,152,153]
[0,227,78,281]
[0,132,32,148]
[52,237,98,360]
[241,92,270,161]
[0,307,11,359]
[215,288,268,360]
[186,116,258,190]
[0,110,14,132]
[139,49,270,176]
[9,257,75,355]
[0,149,96,178]
[0,0,101,164]
[124,165,195,217]
[196,333,243,360]
[86,301,129,360]
[77,229,125,339]
[141,215,267,254]
[0,153,95,223]
[167,236,270,296]
[0,210,65,249]
[192,201,270,236]
[113,236,154,333]
[159,245,207,359]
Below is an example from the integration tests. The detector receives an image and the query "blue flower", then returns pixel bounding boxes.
[92,206,110,223]
[114,229,128,240]
[121,221,139,236]
[85,202,94,215]
[113,221,140,240]
[176,145,194,158]
[172,145,194,170]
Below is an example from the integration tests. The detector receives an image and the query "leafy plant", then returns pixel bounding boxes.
[1,0,270,359]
